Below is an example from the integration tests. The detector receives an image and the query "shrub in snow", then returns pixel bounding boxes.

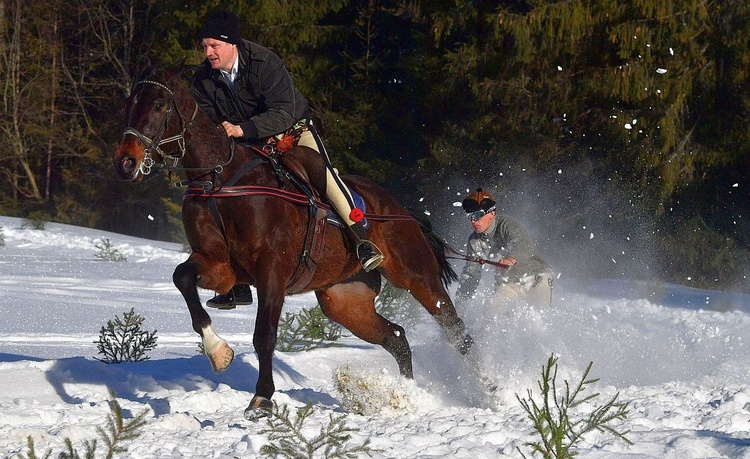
[276,306,341,352]
[94,238,127,262]
[374,280,424,329]
[94,308,157,363]
[21,211,49,230]
[516,354,632,459]
[259,402,376,458]
[333,364,419,415]
[0,227,4,246]
[17,391,147,459]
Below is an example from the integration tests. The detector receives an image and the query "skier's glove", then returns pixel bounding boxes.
[499,256,517,268]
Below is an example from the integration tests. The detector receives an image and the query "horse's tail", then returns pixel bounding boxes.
[410,211,458,288]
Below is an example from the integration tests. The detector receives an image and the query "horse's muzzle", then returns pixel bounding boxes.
[113,136,146,181]
[113,154,142,181]
[115,156,138,180]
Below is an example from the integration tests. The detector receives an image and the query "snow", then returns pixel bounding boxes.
[1,215,750,458]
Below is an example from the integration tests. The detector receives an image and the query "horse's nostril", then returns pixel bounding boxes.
[121,156,136,173]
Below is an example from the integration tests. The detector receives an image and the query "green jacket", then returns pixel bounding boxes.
[456,215,551,302]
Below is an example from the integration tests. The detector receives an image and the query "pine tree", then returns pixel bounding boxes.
[419,0,747,207]
[94,308,158,364]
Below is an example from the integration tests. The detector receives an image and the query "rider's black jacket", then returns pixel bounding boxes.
[190,39,310,143]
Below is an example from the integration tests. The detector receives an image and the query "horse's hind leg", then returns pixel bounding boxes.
[413,284,474,354]
[316,273,413,378]
[385,262,474,358]
[172,255,235,373]
[382,258,502,390]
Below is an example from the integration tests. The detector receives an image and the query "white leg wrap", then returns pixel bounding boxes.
[202,324,225,353]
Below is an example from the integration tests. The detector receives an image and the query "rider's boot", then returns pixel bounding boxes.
[206,284,254,310]
[346,222,384,272]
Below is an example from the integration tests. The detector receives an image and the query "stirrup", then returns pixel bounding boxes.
[357,241,384,272]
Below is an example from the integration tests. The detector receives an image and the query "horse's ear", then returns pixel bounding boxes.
[134,57,154,82]
[125,57,153,96]
[165,58,187,83]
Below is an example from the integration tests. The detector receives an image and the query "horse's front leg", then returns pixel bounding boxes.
[244,279,286,421]
[172,256,235,373]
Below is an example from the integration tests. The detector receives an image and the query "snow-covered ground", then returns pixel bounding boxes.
[1,215,750,458]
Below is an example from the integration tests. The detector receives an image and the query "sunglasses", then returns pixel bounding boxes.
[466,210,489,221]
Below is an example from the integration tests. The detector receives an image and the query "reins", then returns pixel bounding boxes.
[183,143,504,270]
[184,177,505,270]
[181,144,415,220]
[444,244,512,270]
[183,181,416,224]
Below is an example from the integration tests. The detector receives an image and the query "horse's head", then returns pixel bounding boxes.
[113,61,192,181]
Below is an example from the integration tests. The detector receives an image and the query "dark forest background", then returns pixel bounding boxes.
[1,0,747,292]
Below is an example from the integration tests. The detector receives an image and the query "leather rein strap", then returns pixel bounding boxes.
[444,244,512,270]
[184,184,415,223]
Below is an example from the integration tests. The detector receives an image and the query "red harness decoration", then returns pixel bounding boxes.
[265,121,309,153]
[276,134,295,152]
[349,208,364,222]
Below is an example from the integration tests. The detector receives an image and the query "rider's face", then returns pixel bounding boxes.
[470,211,495,234]
[201,38,238,73]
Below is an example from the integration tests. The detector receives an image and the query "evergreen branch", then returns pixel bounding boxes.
[276,307,342,352]
[516,354,632,458]
[14,392,148,459]
[259,402,376,458]
[96,392,149,459]
[16,436,52,459]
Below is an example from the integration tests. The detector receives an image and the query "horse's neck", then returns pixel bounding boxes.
[180,115,270,186]
[179,107,234,173]
[174,91,275,185]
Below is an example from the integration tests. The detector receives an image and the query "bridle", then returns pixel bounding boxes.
[121,79,200,176]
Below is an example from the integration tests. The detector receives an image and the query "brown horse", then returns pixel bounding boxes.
[112,62,484,420]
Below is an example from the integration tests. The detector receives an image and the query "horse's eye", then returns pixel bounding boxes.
[154,99,166,111]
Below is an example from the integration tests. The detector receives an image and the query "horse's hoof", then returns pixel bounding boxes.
[481,376,499,393]
[208,342,234,373]
[458,334,475,356]
[244,395,273,422]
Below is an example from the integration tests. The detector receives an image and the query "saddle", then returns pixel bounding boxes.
[282,184,370,293]
[263,124,370,229]
[260,144,371,293]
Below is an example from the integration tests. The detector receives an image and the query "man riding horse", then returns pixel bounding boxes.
[114,61,491,421]
[191,9,384,307]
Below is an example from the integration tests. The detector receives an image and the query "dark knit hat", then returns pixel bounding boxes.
[202,9,241,45]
